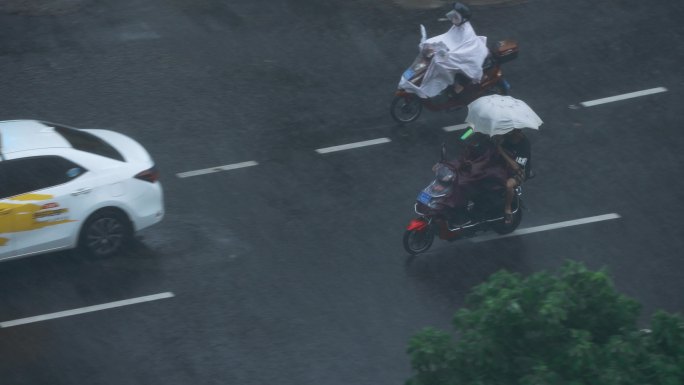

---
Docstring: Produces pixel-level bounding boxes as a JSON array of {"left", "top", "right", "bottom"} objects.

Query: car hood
[{"left": 82, "top": 129, "right": 154, "bottom": 166}]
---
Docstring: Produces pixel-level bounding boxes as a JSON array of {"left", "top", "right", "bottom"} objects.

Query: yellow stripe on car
[
  {"left": 0, "top": 195, "right": 74, "bottom": 242},
  {"left": 10, "top": 193, "right": 54, "bottom": 201}
]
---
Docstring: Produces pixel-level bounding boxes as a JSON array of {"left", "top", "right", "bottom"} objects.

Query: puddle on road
[{"left": 118, "top": 22, "right": 162, "bottom": 41}]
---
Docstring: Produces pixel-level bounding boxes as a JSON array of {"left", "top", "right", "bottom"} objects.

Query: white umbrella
[{"left": 465, "top": 95, "right": 543, "bottom": 136}]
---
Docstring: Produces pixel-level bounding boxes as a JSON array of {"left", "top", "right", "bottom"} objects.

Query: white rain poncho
[{"left": 399, "top": 22, "right": 489, "bottom": 99}]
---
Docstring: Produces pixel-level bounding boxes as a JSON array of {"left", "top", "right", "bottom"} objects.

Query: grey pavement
[{"left": 0, "top": 0, "right": 683, "bottom": 384}]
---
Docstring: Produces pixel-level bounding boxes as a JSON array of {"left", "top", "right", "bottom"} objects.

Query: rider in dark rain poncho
[{"left": 434, "top": 131, "right": 508, "bottom": 227}]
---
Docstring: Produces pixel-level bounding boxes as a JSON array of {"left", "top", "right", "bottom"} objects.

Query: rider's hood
[
  {"left": 422, "top": 22, "right": 478, "bottom": 52},
  {"left": 401, "top": 22, "right": 489, "bottom": 98}
]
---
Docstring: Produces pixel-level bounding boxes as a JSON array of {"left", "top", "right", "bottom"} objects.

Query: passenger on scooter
[
  {"left": 494, "top": 129, "right": 532, "bottom": 224},
  {"left": 419, "top": 2, "right": 489, "bottom": 96}
]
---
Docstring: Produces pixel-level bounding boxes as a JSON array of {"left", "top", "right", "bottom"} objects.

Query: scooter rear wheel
[
  {"left": 403, "top": 229, "right": 434, "bottom": 255},
  {"left": 391, "top": 94, "right": 423, "bottom": 123}
]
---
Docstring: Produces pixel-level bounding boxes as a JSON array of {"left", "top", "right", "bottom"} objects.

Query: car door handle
[
  {"left": 71, "top": 188, "right": 92, "bottom": 196},
  {"left": 0, "top": 208, "right": 12, "bottom": 215}
]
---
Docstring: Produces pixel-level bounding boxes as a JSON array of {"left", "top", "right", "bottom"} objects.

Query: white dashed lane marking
[
  {"left": 176, "top": 161, "right": 259, "bottom": 178},
  {"left": 471, "top": 213, "right": 621, "bottom": 243},
  {"left": 174, "top": 84, "right": 669, "bottom": 175},
  {"left": 579, "top": 87, "right": 667, "bottom": 107},
  {"left": 0, "top": 292, "right": 175, "bottom": 328},
  {"left": 315, "top": 138, "right": 391, "bottom": 154}
]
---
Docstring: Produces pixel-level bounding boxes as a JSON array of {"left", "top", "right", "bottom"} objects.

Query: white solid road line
[
  {"left": 176, "top": 161, "right": 258, "bottom": 178},
  {"left": 471, "top": 213, "right": 621, "bottom": 243},
  {"left": 579, "top": 87, "right": 667, "bottom": 107},
  {"left": 0, "top": 292, "right": 175, "bottom": 328},
  {"left": 315, "top": 138, "right": 391, "bottom": 154},
  {"left": 442, "top": 123, "right": 471, "bottom": 132}
]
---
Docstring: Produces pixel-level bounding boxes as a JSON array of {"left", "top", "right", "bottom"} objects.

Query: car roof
[{"left": 0, "top": 120, "right": 71, "bottom": 155}]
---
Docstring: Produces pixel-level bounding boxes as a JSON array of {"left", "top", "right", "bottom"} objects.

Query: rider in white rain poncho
[{"left": 399, "top": 2, "right": 489, "bottom": 99}]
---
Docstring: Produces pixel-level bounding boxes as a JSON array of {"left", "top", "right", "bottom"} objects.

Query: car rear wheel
[{"left": 79, "top": 209, "right": 132, "bottom": 258}]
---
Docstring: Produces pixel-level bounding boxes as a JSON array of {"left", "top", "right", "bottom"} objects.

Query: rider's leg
[{"left": 504, "top": 177, "right": 518, "bottom": 223}]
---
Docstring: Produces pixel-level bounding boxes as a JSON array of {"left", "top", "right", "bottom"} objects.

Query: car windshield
[{"left": 52, "top": 124, "right": 125, "bottom": 161}]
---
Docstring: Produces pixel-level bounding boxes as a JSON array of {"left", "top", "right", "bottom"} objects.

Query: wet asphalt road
[{"left": 1, "top": 0, "right": 684, "bottom": 384}]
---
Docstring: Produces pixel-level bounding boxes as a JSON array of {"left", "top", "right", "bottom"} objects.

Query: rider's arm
[
  {"left": 513, "top": 139, "right": 531, "bottom": 176},
  {"left": 497, "top": 145, "right": 519, "bottom": 170},
  {"left": 498, "top": 145, "right": 525, "bottom": 178}
]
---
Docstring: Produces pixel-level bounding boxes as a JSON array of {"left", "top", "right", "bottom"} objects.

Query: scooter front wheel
[
  {"left": 391, "top": 94, "right": 423, "bottom": 123},
  {"left": 403, "top": 228, "right": 434, "bottom": 255}
]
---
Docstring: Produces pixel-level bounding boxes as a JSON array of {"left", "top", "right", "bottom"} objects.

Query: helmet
[{"left": 446, "top": 2, "right": 472, "bottom": 26}]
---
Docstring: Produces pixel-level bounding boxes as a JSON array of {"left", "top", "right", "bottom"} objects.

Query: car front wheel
[{"left": 79, "top": 209, "right": 132, "bottom": 258}]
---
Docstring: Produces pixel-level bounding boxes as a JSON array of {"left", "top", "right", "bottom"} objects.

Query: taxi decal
[
  {"left": 0, "top": 194, "right": 75, "bottom": 246},
  {"left": 42, "top": 202, "right": 59, "bottom": 210},
  {"left": 33, "top": 208, "right": 69, "bottom": 222}
]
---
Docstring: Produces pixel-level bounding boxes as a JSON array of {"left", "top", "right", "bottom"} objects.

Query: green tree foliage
[{"left": 406, "top": 261, "right": 684, "bottom": 385}]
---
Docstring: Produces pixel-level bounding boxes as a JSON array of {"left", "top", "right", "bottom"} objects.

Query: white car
[{"left": 0, "top": 120, "right": 164, "bottom": 260}]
